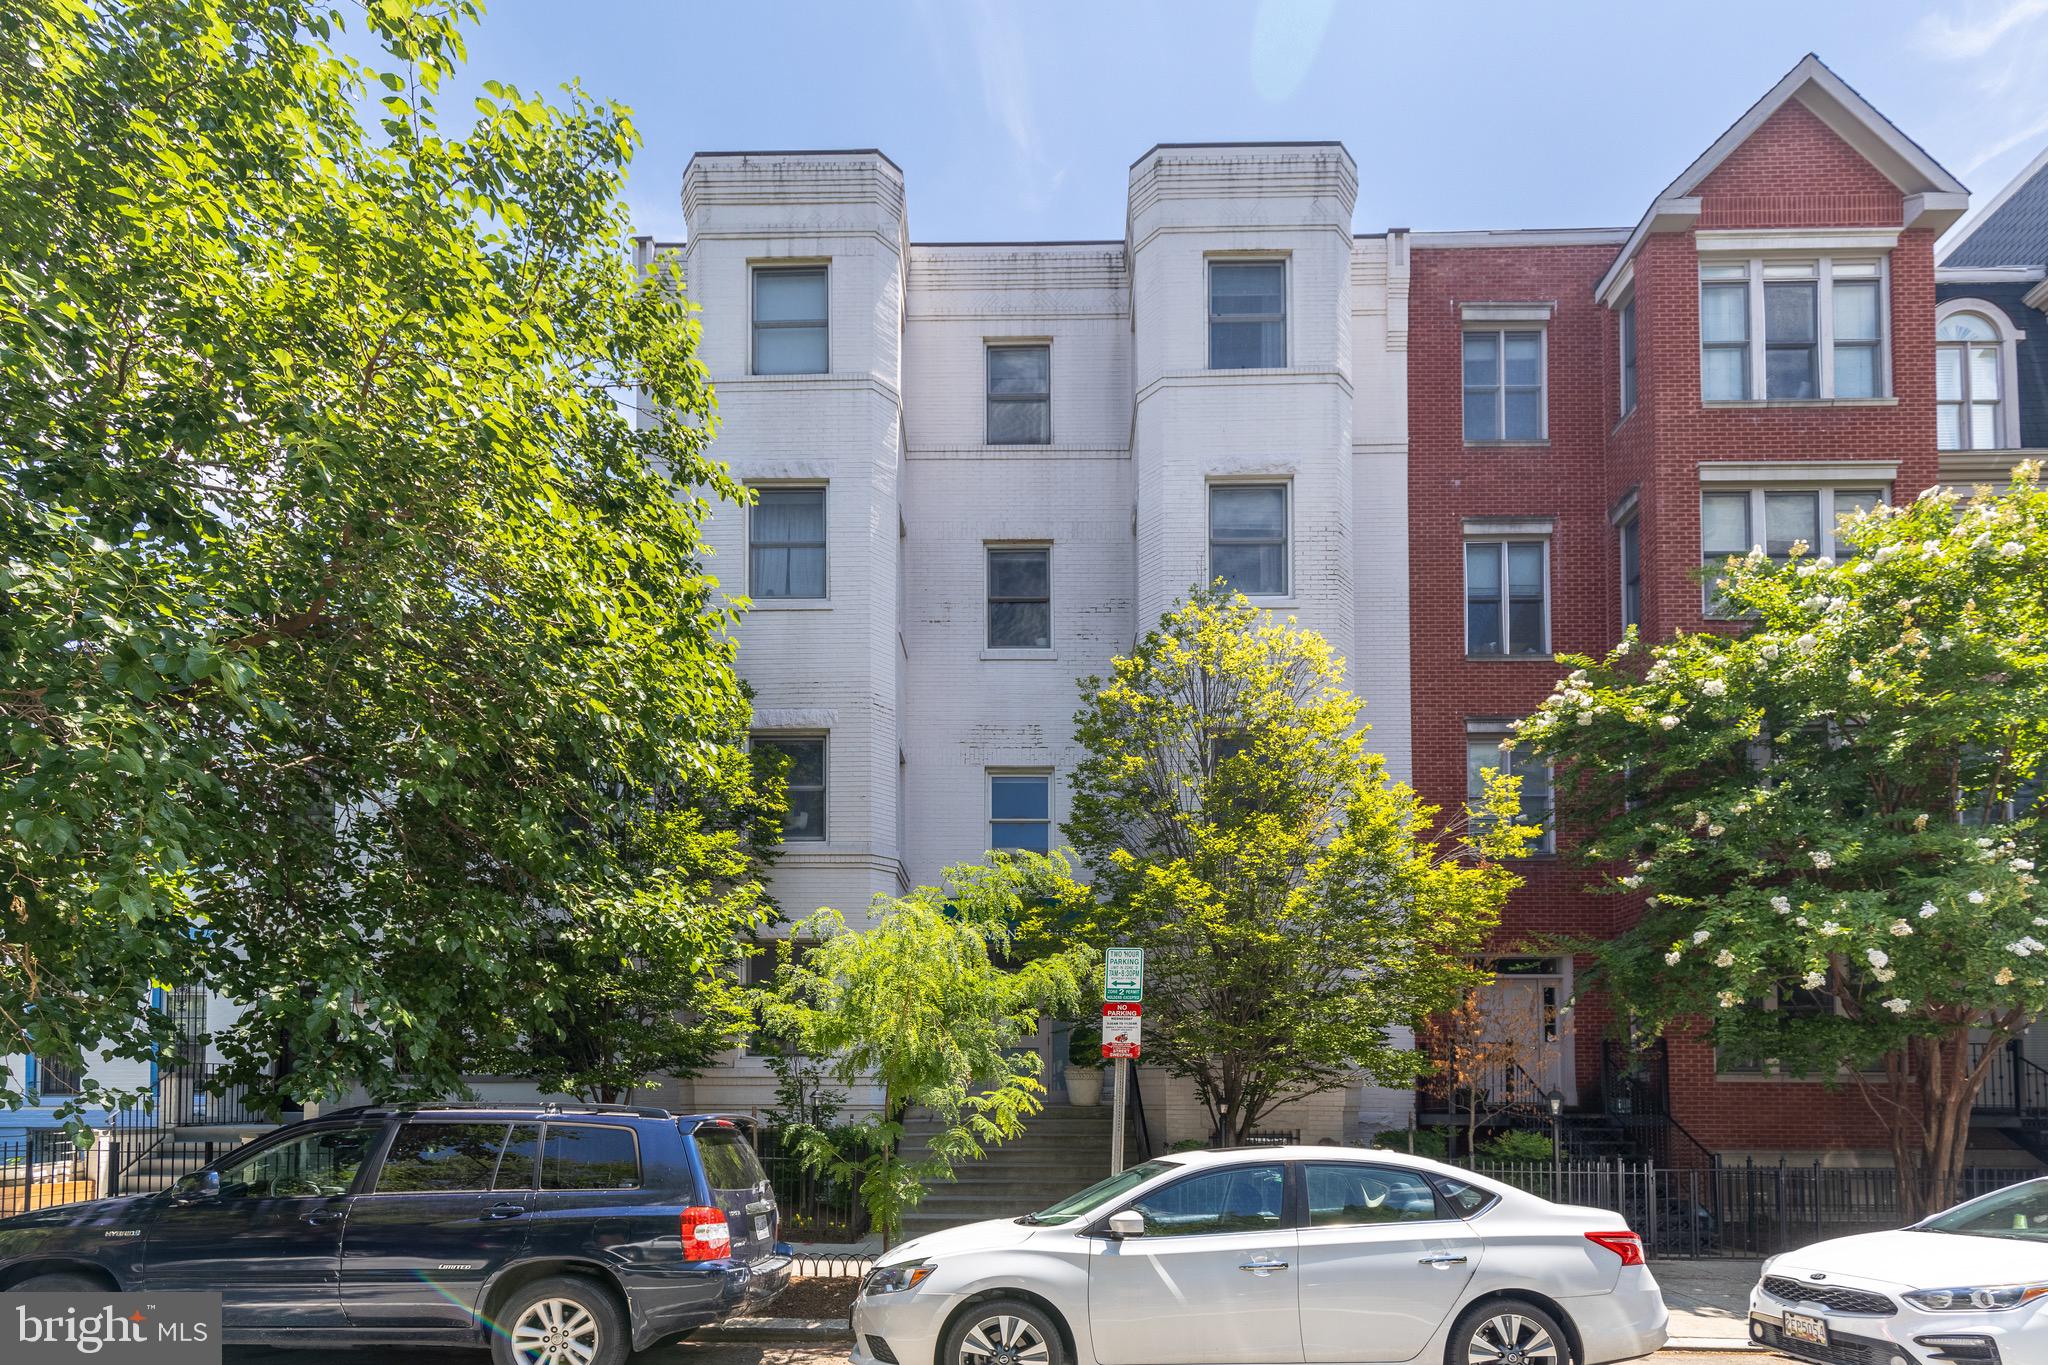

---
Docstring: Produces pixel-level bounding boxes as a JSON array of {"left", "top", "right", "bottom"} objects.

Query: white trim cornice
[
  {"left": 2027, "top": 279, "right": 2048, "bottom": 313},
  {"left": 1695, "top": 227, "right": 1901, "bottom": 254},
  {"left": 1698, "top": 459, "right": 1900, "bottom": 485},
  {"left": 1462, "top": 516, "right": 1555, "bottom": 537},
  {"left": 1460, "top": 302, "right": 1556, "bottom": 324},
  {"left": 1596, "top": 199, "right": 1701, "bottom": 306}
]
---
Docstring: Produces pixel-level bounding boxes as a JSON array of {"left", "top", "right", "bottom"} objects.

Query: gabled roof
[
  {"left": 1942, "top": 142, "right": 2048, "bottom": 269},
  {"left": 1596, "top": 54, "right": 1970, "bottom": 305}
]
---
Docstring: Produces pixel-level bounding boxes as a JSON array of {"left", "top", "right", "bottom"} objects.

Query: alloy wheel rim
[
  {"left": 1469, "top": 1313, "right": 1558, "bottom": 1365},
  {"left": 510, "top": 1296, "right": 601, "bottom": 1365},
  {"left": 958, "top": 1313, "right": 1051, "bottom": 1365}
]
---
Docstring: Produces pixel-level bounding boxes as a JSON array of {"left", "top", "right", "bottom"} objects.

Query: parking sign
[{"left": 1106, "top": 946, "right": 1144, "bottom": 1002}]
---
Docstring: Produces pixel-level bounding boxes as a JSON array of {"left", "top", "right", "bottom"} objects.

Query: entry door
[
  {"left": 1295, "top": 1163, "right": 1480, "bottom": 1362},
  {"left": 143, "top": 1123, "right": 383, "bottom": 1328},
  {"left": 1477, "top": 974, "right": 1566, "bottom": 1099},
  {"left": 1088, "top": 1162, "right": 1301, "bottom": 1365},
  {"left": 341, "top": 1120, "right": 532, "bottom": 1330}
]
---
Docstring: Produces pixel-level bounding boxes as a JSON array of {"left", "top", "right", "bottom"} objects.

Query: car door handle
[
  {"left": 1420, "top": 1254, "right": 1469, "bottom": 1267},
  {"left": 1238, "top": 1258, "right": 1289, "bottom": 1274},
  {"left": 483, "top": 1203, "right": 525, "bottom": 1221},
  {"left": 303, "top": 1208, "right": 343, "bottom": 1226}
]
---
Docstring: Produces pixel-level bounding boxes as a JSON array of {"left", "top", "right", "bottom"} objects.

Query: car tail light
[
  {"left": 1585, "top": 1230, "right": 1645, "bottom": 1266},
  {"left": 682, "top": 1205, "right": 732, "bottom": 1261}
]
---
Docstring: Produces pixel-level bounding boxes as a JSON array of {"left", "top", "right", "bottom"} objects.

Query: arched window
[{"left": 1936, "top": 303, "right": 2024, "bottom": 451}]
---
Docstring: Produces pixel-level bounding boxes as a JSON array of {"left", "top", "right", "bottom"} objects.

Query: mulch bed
[{"left": 770, "top": 1277, "right": 858, "bottom": 1320}]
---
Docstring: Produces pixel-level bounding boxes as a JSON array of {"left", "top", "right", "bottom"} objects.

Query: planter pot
[{"left": 1064, "top": 1065, "right": 1104, "bottom": 1106}]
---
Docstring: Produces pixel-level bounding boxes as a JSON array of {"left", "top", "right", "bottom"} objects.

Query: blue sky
[{"left": 443, "top": 0, "right": 2048, "bottom": 246}]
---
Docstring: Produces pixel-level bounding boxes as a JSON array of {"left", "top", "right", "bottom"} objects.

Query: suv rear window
[
  {"left": 696, "top": 1127, "right": 767, "bottom": 1190},
  {"left": 541, "top": 1123, "right": 641, "bottom": 1190}
]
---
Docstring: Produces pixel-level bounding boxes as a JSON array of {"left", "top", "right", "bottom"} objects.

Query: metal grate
[
  {"left": 1765, "top": 1278, "right": 1897, "bottom": 1316},
  {"left": 865, "top": 1336, "right": 900, "bottom": 1364}
]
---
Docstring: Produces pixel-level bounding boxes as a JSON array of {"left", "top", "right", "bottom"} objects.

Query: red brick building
[{"left": 1409, "top": 56, "right": 1972, "bottom": 1161}]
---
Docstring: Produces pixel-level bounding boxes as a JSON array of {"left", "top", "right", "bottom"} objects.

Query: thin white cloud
[
  {"left": 1915, "top": 0, "right": 2048, "bottom": 59},
  {"left": 1961, "top": 109, "right": 2048, "bottom": 176},
  {"left": 1250, "top": 0, "right": 1338, "bottom": 103}
]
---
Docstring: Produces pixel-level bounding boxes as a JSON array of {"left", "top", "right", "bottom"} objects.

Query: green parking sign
[{"left": 1106, "top": 946, "right": 1143, "bottom": 1002}]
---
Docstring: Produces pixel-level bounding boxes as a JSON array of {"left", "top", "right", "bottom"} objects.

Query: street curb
[
  {"left": 701, "top": 1317, "right": 855, "bottom": 1342},
  {"left": 1666, "top": 1337, "right": 1763, "bottom": 1353}
]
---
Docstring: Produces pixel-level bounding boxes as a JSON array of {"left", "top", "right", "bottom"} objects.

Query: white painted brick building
[{"left": 651, "top": 144, "right": 1417, "bottom": 1142}]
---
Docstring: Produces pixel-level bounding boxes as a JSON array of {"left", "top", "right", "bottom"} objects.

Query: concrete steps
[{"left": 898, "top": 1104, "right": 1130, "bottom": 1238}]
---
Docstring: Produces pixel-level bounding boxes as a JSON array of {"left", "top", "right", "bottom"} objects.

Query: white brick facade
[{"left": 657, "top": 145, "right": 1417, "bottom": 1139}]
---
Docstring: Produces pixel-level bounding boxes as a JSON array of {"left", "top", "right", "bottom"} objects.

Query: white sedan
[
  {"left": 852, "top": 1145, "right": 1667, "bottom": 1365},
  {"left": 1749, "top": 1176, "right": 2048, "bottom": 1365}
]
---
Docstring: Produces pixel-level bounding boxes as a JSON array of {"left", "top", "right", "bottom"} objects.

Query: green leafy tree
[
  {"left": 1517, "top": 466, "right": 2048, "bottom": 1215},
  {"left": 0, "top": 0, "right": 759, "bottom": 1124},
  {"left": 478, "top": 754, "right": 785, "bottom": 1103},
  {"left": 1060, "top": 585, "right": 1530, "bottom": 1144},
  {"left": 763, "top": 857, "right": 1097, "bottom": 1246}
]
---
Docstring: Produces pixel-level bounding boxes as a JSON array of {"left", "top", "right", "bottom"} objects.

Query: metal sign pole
[{"left": 1110, "top": 1056, "right": 1127, "bottom": 1175}]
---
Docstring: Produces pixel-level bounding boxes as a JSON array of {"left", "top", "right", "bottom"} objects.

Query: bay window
[{"left": 1698, "top": 257, "right": 1888, "bottom": 401}]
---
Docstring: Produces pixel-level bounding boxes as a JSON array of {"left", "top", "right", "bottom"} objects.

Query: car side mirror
[
  {"left": 1107, "top": 1210, "right": 1145, "bottom": 1240},
  {"left": 171, "top": 1171, "right": 220, "bottom": 1205}
]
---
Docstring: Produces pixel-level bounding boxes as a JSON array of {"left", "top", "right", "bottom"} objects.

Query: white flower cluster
[
  {"left": 1802, "top": 970, "right": 1826, "bottom": 989},
  {"left": 1701, "top": 678, "right": 1727, "bottom": 698},
  {"left": 1771, "top": 896, "right": 1792, "bottom": 914},
  {"left": 1664, "top": 950, "right": 1682, "bottom": 966},
  {"left": 1714, "top": 949, "right": 1735, "bottom": 968},
  {"left": 1889, "top": 919, "right": 1914, "bottom": 937},
  {"left": 1692, "top": 929, "right": 1712, "bottom": 944},
  {"left": 1866, "top": 949, "right": 1889, "bottom": 969},
  {"left": 2009, "top": 937, "right": 2047, "bottom": 958},
  {"left": 1809, "top": 850, "right": 1834, "bottom": 869},
  {"left": 1717, "top": 991, "right": 1742, "bottom": 1008},
  {"left": 1919, "top": 901, "right": 1939, "bottom": 918},
  {"left": 1883, "top": 998, "right": 1911, "bottom": 1014}
]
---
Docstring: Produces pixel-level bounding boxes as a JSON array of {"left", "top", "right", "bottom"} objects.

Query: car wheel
[
  {"left": 1449, "top": 1300, "right": 1571, "bottom": 1365},
  {"left": 492, "top": 1274, "right": 628, "bottom": 1365},
  {"left": 943, "top": 1298, "right": 1063, "bottom": 1365},
  {"left": 10, "top": 1273, "right": 106, "bottom": 1291}
]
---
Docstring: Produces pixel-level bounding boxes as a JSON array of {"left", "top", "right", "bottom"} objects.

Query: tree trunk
[{"left": 1883, "top": 1032, "right": 2002, "bottom": 1221}]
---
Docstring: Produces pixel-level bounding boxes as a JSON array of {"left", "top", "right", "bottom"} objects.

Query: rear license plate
[
  {"left": 753, "top": 1213, "right": 773, "bottom": 1241},
  {"left": 1783, "top": 1312, "right": 1829, "bottom": 1347}
]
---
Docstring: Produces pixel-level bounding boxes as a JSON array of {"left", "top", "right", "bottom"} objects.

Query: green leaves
[
  {"left": 1061, "top": 584, "right": 1526, "bottom": 1141},
  {"left": 764, "top": 856, "right": 1098, "bottom": 1245},
  {"left": 0, "top": 0, "right": 757, "bottom": 1125},
  {"left": 1518, "top": 467, "right": 2048, "bottom": 1207}
]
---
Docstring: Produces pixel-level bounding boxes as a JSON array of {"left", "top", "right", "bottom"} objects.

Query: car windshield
[
  {"left": 1020, "top": 1159, "right": 1179, "bottom": 1224},
  {"left": 1916, "top": 1179, "right": 2048, "bottom": 1240}
]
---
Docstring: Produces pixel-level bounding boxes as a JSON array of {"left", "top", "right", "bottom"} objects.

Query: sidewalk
[{"left": 1655, "top": 1259, "right": 1764, "bottom": 1352}]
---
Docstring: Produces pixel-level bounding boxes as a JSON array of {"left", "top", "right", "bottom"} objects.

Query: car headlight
[
  {"left": 862, "top": 1259, "right": 936, "bottom": 1296},
  {"left": 1760, "top": 1256, "right": 1781, "bottom": 1277},
  {"left": 1904, "top": 1284, "right": 2048, "bottom": 1312}
]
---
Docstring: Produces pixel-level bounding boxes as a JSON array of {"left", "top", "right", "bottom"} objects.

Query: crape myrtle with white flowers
[{"left": 1516, "top": 465, "right": 2048, "bottom": 1218}]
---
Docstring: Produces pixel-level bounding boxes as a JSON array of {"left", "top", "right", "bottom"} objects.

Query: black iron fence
[
  {"left": 0, "top": 1133, "right": 93, "bottom": 1216},
  {"left": 752, "top": 1130, "right": 867, "bottom": 1243},
  {"left": 1462, "top": 1157, "right": 2040, "bottom": 1258}
]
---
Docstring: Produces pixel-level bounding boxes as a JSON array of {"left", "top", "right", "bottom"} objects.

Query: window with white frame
[
  {"left": 1208, "top": 260, "right": 1286, "bottom": 369},
  {"left": 988, "top": 772, "right": 1051, "bottom": 854},
  {"left": 1619, "top": 295, "right": 1639, "bottom": 417},
  {"left": 1937, "top": 310, "right": 2007, "bottom": 451},
  {"left": 1463, "top": 329, "right": 1545, "bottom": 441},
  {"left": 752, "top": 265, "right": 828, "bottom": 375},
  {"left": 1698, "top": 258, "right": 1885, "bottom": 401},
  {"left": 749, "top": 486, "right": 826, "bottom": 599},
  {"left": 1464, "top": 537, "right": 1548, "bottom": 657},
  {"left": 1209, "top": 483, "right": 1289, "bottom": 597},
  {"left": 1699, "top": 484, "right": 1885, "bottom": 617},
  {"left": 1619, "top": 515, "right": 1643, "bottom": 631},
  {"left": 1466, "top": 724, "right": 1553, "bottom": 854},
  {"left": 986, "top": 546, "right": 1051, "bottom": 650},
  {"left": 751, "top": 734, "right": 826, "bottom": 841},
  {"left": 987, "top": 344, "right": 1051, "bottom": 445}
]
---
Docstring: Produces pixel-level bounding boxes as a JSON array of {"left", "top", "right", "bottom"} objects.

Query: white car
[
  {"left": 852, "top": 1145, "right": 1667, "bottom": 1365},
  {"left": 1749, "top": 1176, "right": 2048, "bottom": 1365}
]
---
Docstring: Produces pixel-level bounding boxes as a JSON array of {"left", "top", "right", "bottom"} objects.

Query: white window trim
[
  {"left": 1697, "top": 253, "right": 1891, "bottom": 402},
  {"left": 1465, "top": 720, "right": 1554, "bottom": 855},
  {"left": 1698, "top": 482, "right": 1892, "bottom": 618},
  {"left": 1934, "top": 298, "right": 2025, "bottom": 453},
  {"left": 1462, "top": 325, "right": 1549, "bottom": 443},
  {"left": 749, "top": 262, "right": 830, "bottom": 377},
  {"left": 984, "top": 541, "right": 1053, "bottom": 654},
  {"left": 987, "top": 768, "right": 1054, "bottom": 856},
  {"left": 1206, "top": 256, "right": 1289, "bottom": 371},
  {"left": 1462, "top": 533, "right": 1552, "bottom": 660},
  {"left": 746, "top": 481, "right": 829, "bottom": 604},
  {"left": 986, "top": 340, "right": 1053, "bottom": 446},
  {"left": 1206, "top": 479, "right": 1292, "bottom": 601}
]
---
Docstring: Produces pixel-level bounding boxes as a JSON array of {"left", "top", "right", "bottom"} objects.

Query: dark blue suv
[{"left": 0, "top": 1104, "right": 790, "bottom": 1364}]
